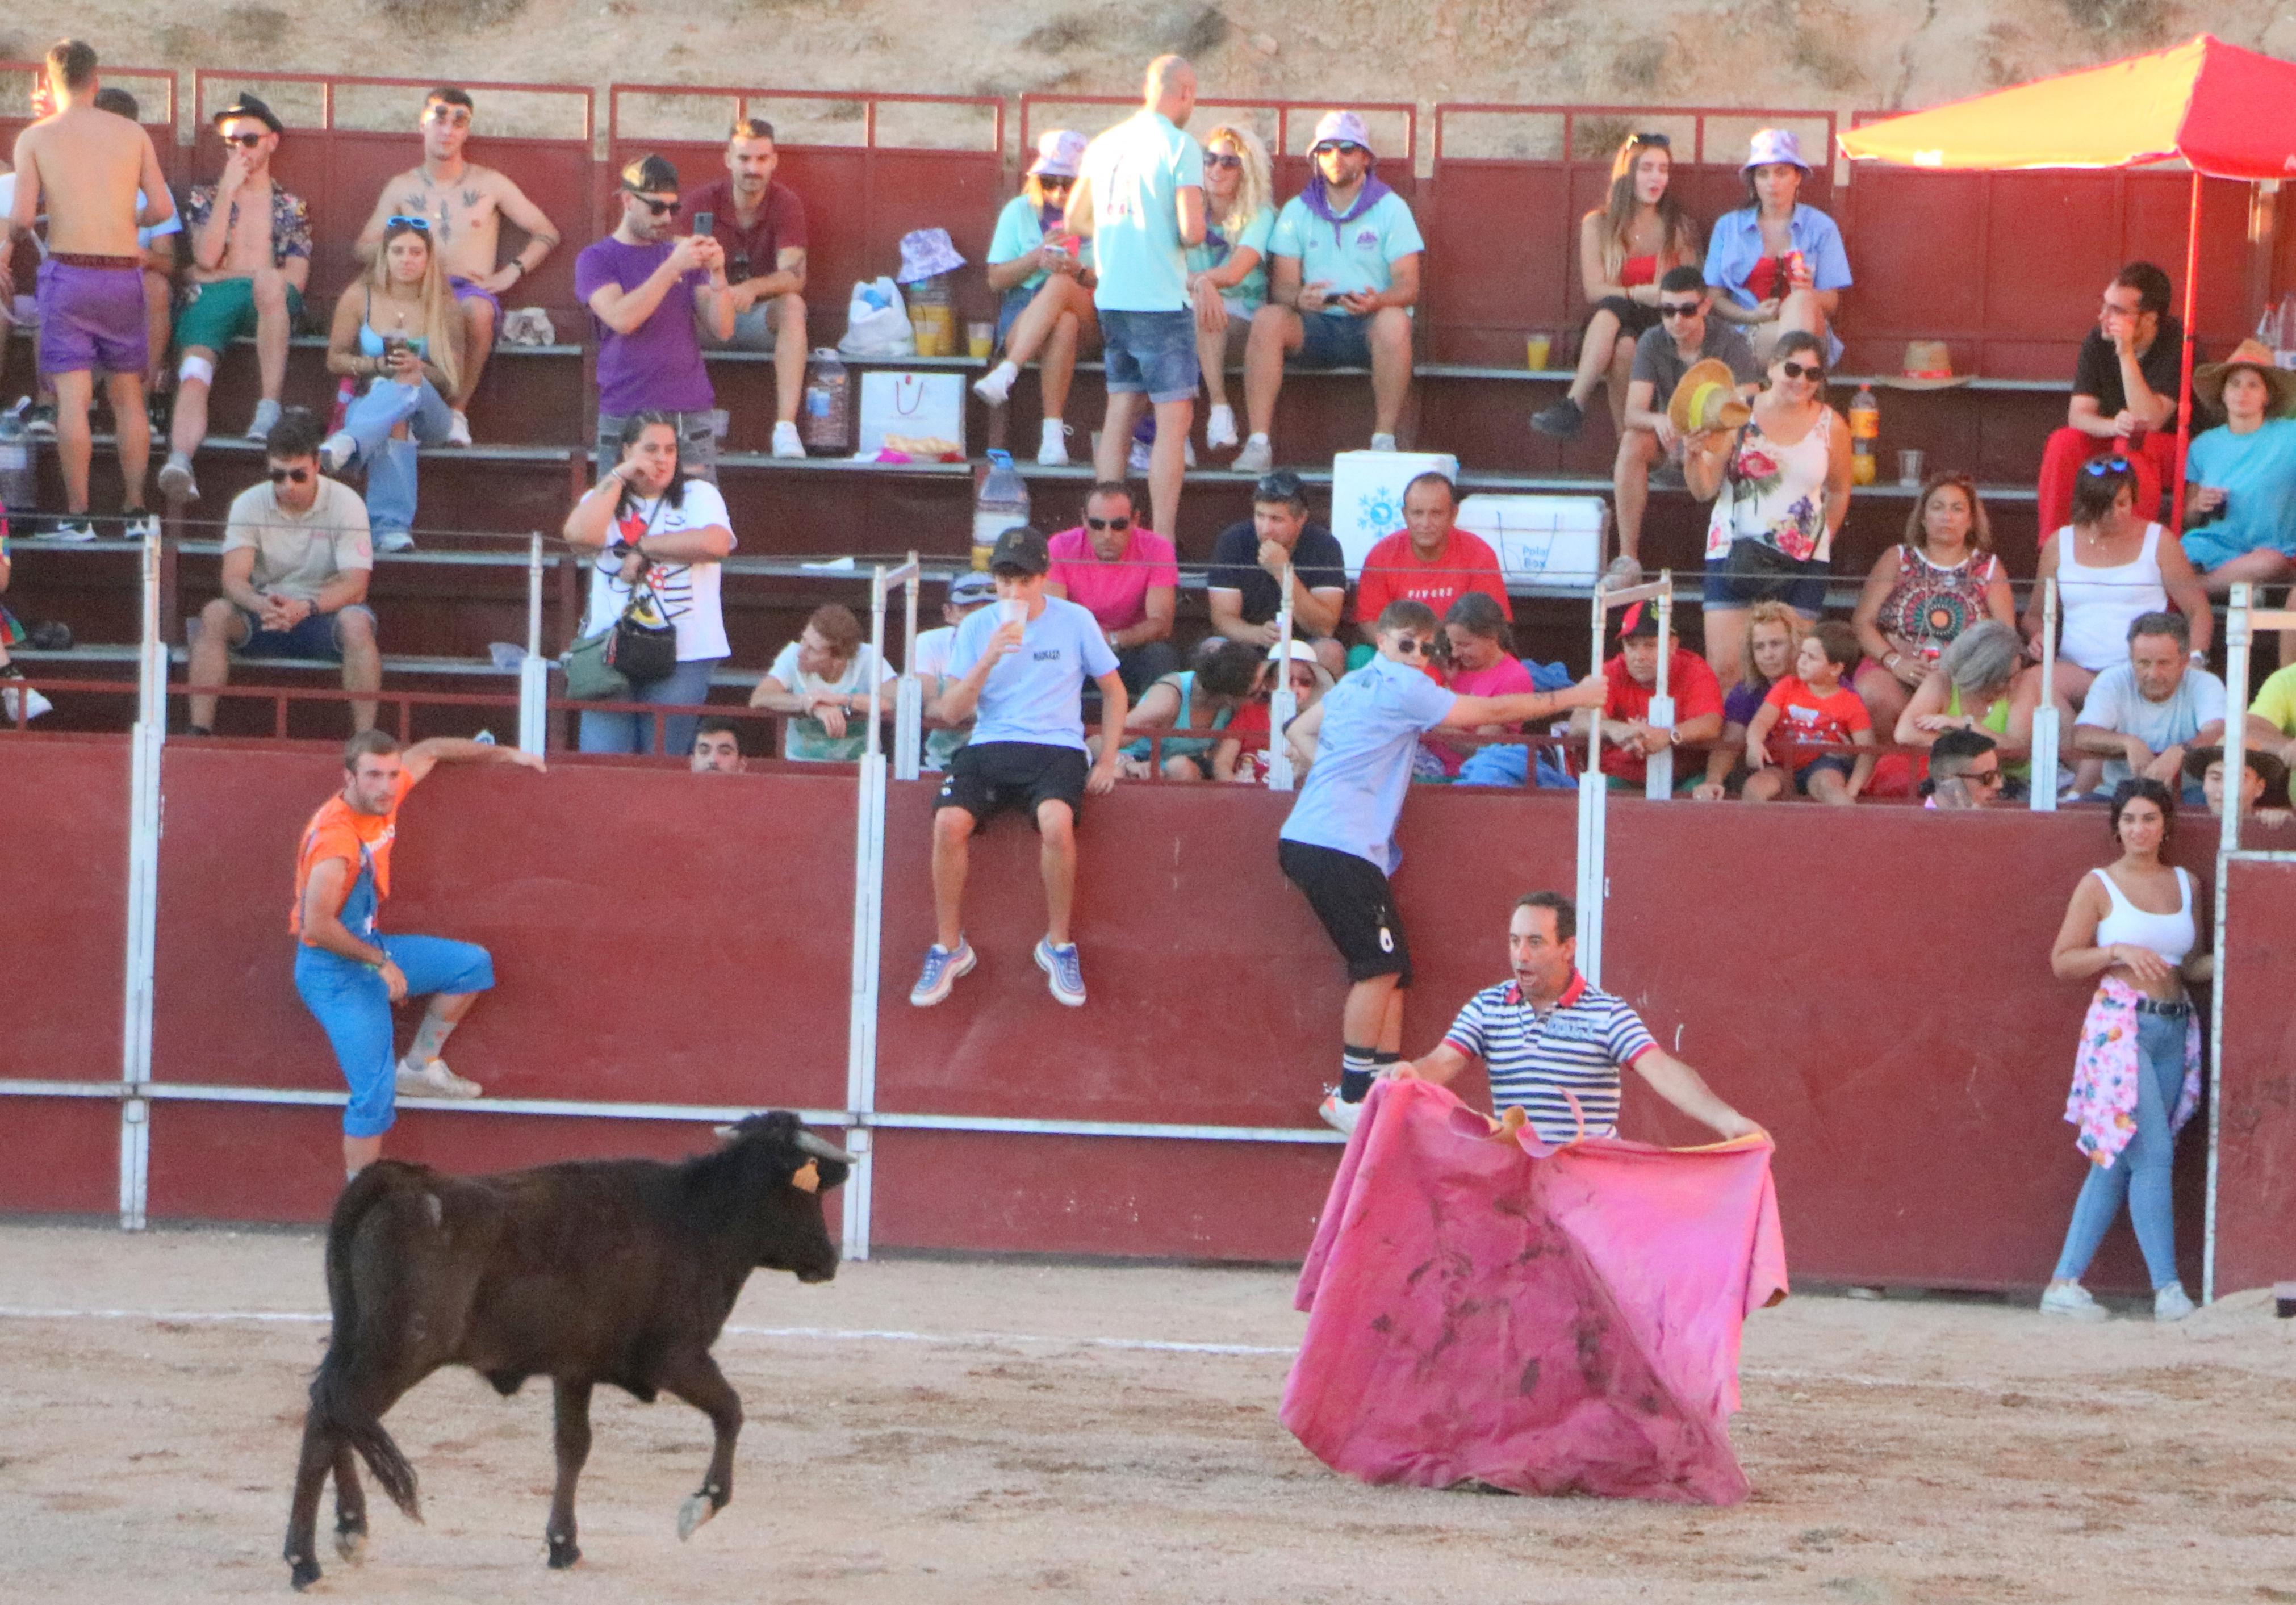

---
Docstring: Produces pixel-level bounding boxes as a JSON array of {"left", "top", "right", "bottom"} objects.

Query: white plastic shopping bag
[{"left": 839, "top": 275, "right": 915, "bottom": 358}]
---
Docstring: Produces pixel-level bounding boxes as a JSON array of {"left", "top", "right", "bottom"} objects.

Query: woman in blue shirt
[
  {"left": 1701, "top": 128, "right": 1851, "bottom": 365},
  {"left": 2181, "top": 338, "right": 2296, "bottom": 592},
  {"left": 974, "top": 129, "right": 1098, "bottom": 466},
  {"left": 1186, "top": 123, "right": 1275, "bottom": 452}
]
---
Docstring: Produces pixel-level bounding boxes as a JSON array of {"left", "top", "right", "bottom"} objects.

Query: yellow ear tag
[{"left": 791, "top": 1159, "right": 821, "bottom": 1194}]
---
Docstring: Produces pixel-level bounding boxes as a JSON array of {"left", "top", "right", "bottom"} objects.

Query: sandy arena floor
[{"left": 1, "top": 1222, "right": 2293, "bottom": 1603}]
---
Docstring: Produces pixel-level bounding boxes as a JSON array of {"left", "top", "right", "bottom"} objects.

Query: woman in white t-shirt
[
  {"left": 750, "top": 603, "right": 896, "bottom": 762},
  {"left": 562, "top": 412, "right": 737, "bottom": 755}
]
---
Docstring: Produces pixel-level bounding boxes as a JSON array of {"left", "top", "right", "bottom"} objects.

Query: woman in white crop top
[
  {"left": 2040, "top": 778, "right": 2211, "bottom": 1324},
  {"left": 2025, "top": 457, "right": 2213, "bottom": 713}
]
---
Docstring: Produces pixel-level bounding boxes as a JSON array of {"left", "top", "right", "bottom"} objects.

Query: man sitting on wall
[
  {"left": 2034, "top": 261, "right": 2187, "bottom": 542},
  {"left": 685, "top": 118, "right": 809, "bottom": 459}
]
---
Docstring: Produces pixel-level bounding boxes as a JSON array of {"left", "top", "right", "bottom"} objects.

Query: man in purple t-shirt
[
  {"left": 574, "top": 154, "right": 735, "bottom": 480},
  {"left": 1044, "top": 480, "right": 1180, "bottom": 696}
]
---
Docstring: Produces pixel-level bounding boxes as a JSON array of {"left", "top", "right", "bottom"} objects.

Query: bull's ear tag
[{"left": 791, "top": 1160, "right": 821, "bottom": 1193}]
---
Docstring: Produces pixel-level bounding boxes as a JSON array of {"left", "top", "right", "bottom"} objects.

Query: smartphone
[
  {"left": 383, "top": 336, "right": 411, "bottom": 359},
  {"left": 692, "top": 211, "right": 715, "bottom": 237}
]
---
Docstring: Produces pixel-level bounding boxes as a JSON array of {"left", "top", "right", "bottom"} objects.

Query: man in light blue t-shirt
[
  {"left": 1235, "top": 110, "right": 1425, "bottom": 474},
  {"left": 913, "top": 526, "right": 1127, "bottom": 1012},
  {"left": 2072, "top": 609, "right": 2226, "bottom": 797},
  {"left": 1278, "top": 597, "right": 1604, "bottom": 1133},
  {"left": 1066, "top": 55, "right": 1206, "bottom": 545}
]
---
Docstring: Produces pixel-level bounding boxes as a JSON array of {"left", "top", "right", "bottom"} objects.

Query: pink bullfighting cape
[{"left": 1282, "top": 1076, "right": 1788, "bottom": 1504}]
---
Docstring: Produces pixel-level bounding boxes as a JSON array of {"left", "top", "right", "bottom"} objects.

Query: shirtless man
[
  {"left": 157, "top": 93, "right": 312, "bottom": 508},
  {"left": 353, "top": 86, "right": 562, "bottom": 445},
  {"left": 6, "top": 40, "right": 174, "bottom": 540}
]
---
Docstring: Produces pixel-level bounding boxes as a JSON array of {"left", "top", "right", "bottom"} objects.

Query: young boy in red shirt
[{"left": 1742, "top": 619, "right": 1875, "bottom": 804}]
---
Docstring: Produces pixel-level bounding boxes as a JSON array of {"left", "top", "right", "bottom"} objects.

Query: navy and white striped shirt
[{"left": 1441, "top": 971, "right": 1658, "bottom": 1142}]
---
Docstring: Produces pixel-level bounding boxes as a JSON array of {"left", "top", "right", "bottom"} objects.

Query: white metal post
[
  {"left": 1268, "top": 563, "right": 1298, "bottom": 791},
  {"left": 893, "top": 551, "right": 922, "bottom": 781},
  {"left": 2029, "top": 577, "right": 2061, "bottom": 812},
  {"left": 118, "top": 526, "right": 166, "bottom": 1230},
  {"left": 1575, "top": 582, "right": 1609, "bottom": 981},
  {"left": 2222, "top": 584, "right": 2252, "bottom": 855},
  {"left": 517, "top": 533, "right": 549, "bottom": 756},
  {"left": 1642, "top": 576, "right": 1675, "bottom": 799}
]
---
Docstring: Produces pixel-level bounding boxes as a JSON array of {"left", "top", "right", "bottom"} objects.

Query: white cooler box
[
  {"left": 1329, "top": 450, "right": 1461, "bottom": 575},
  {"left": 1455, "top": 494, "right": 1609, "bottom": 586}
]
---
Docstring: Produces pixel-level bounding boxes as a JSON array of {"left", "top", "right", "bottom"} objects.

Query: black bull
[{"left": 283, "top": 1111, "right": 852, "bottom": 1590}]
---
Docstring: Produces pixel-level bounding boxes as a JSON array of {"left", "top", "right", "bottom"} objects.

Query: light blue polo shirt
[
  {"left": 988, "top": 193, "right": 1093, "bottom": 295},
  {"left": 1188, "top": 205, "right": 1275, "bottom": 311},
  {"left": 1268, "top": 190, "right": 1424, "bottom": 314},
  {"left": 1079, "top": 110, "right": 1205, "bottom": 312},
  {"left": 1279, "top": 655, "right": 1458, "bottom": 875},
  {"left": 945, "top": 594, "right": 1121, "bottom": 751}
]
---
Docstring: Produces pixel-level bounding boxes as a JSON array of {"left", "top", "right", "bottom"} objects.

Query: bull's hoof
[
  {"left": 547, "top": 1536, "right": 580, "bottom": 1570},
  {"left": 334, "top": 1522, "right": 367, "bottom": 1564},
  {"left": 675, "top": 1491, "right": 717, "bottom": 1541},
  {"left": 288, "top": 1554, "right": 321, "bottom": 1591}
]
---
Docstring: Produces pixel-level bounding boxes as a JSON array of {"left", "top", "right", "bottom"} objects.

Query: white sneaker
[
  {"left": 1369, "top": 432, "right": 1398, "bottom": 452},
  {"left": 973, "top": 362, "right": 1019, "bottom": 407},
  {"left": 319, "top": 431, "right": 357, "bottom": 475},
  {"left": 48, "top": 517, "right": 98, "bottom": 541},
  {"left": 1603, "top": 552, "right": 1645, "bottom": 589},
  {"left": 2038, "top": 1281, "right": 2109, "bottom": 1322},
  {"left": 395, "top": 1055, "right": 483, "bottom": 1099},
  {"left": 1318, "top": 1092, "right": 1363, "bottom": 1136},
  {"left": 157, "top": 453, "right": 199, "bottom": 504},
  {"left": 1126, "top": 436, "right": 1152, "bottom": 474},
  {"left": 1231, "top": 434, "right": 1273, "bottom": 474},
  {"left": 446, "top": 409, "right": 474, "bottom": 448},
  {"left": 2153, "top": 1284, "right": 2197, "bottom": 1322},
  {"left": 1205, "top": 404, "right": 1239, "bottom": 449},
  {"left": 771, "top": 420, "right": 805, "bottom": 459},
  {"left": 245, "top": 398, "right": 282, "bottom": 442},
  {"left": 1036, "top": 419, "right": 1070, "bottom": 467},
  {"left": 122, "top": 511, "right": 160, "bottom": 541},
  {"left": 1, "top": 679, "right": 53, "bottom": 723},
  {"left": 375, "top": 528, "right": 415, "bottom": 553}
]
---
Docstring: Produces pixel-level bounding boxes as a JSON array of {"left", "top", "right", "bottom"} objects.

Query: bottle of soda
[
  {"left": 972, "top": 449, "right": 1029, "bottom": 571},
  {"left": 1848, "top": 383, "right": 1879, "bottom": 487}
]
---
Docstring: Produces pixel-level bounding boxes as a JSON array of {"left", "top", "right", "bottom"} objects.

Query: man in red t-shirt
[
  {"left": 1351, "top": 473, "right": 1511, "bottom": 650},
  {"left": 686, "top": 118, "right": 812, "bottom": 457},
  {"left": 1580, "top": 602, "right": 1724, "bottom": 787},
  {"left": 1044, "top": 480, "right": 1180, "bottom": 695}
]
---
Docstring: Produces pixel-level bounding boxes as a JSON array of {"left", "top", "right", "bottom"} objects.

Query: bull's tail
[{"left": 311, "top": 1168, "right": 422, "bottom": 1521}]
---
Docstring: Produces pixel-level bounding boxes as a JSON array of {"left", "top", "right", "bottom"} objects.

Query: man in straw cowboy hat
[
  {"left": 2180, "top": 337, "right": 2296, "bottom": 593},
  {"left": 1606, "top": 265, "right": 1758, "bottom": 587},
  {"left": 2182, "top": 742, "right": 2291, "bottom": 829}
]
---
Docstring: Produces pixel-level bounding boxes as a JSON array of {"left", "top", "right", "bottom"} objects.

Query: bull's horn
[{"left": 794, "top": 1130, "right": 856, "bottom": 1165}]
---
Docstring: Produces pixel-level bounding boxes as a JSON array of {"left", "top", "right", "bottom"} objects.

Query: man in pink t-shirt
[
  {"left": 1045, "top": 480, "right": 1180, "bottom": 694},
  {"left": 1350, "top": 473, "right": 1511, "bottom": 647}
]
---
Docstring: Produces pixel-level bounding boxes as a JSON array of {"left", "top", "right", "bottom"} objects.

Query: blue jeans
[
  {"left": 1098, "top": 307, "right": 1199, "bottom": 401},
  {"left": 576, "top": 655, "right": 722, "bottom": 756},
  {"left": 342, "top": 378, "right": 454, "bottom": 541},
  {"left": 2052, "top": 1010, "right": 2186, "bottom": 1289},
  {"left": 295, "top": 934, "right": 495, "bottom": 1137}
]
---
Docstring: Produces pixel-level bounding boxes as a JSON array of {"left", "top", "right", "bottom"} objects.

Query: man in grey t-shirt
[
  {"left": 1608, "top": 266, "right": 1759, "bottom": 586},
  {"left": 2073, "top": 609, "right": 2226, "bottom": 796}
]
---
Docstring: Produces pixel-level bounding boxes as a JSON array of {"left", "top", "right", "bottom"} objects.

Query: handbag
[
  {"left": 1720, "top": 537, "right": 1809, "bottom": 605},
  {"left": 562, "top": 625, "right": 628, "bottom": 701},
  {"left": 561, "top": 496, "right": 679, "bottom": 696}
]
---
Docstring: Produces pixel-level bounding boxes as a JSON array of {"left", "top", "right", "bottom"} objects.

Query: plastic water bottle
[
  {"left": 0, "top": 402, "right": 36, "bottom": 517},
  {"left": 973, "top": 449, "right": 1029, "bottom": 570},
  {"left": 800, "top": 348, "right": 851, "bottom": 455},
  {"left": 1848, "top": 383, "right": 1879, "bottom": 487}
]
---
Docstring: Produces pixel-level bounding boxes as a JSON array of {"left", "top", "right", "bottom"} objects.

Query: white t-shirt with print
[{"left": 579, "top": 479, "right": 737, "bottom": 662}]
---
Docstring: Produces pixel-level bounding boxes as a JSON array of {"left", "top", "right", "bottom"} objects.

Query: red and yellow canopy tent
[{"left": 1840, "top": 35, "right": 2296, "bottom": 524}]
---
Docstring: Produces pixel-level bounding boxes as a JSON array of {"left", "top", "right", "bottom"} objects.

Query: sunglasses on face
[
  {"left": 1084, "top": 515, "right": 1131, "bottom": 532},
  {"left": 1967, "top": 767, "right": 2005, "bottom": 787},
  {"left": 1778, "top": 360, "right": 1824, "bottom": 381},
  {"left": 1658, "top": 300, "right": 1703, "bottom": 318},
  {"left": 1038, "top": 175, "right": 1072, "bottom": 190},
  {"left": 1204, "top": 152, "right": 1244, "bottom": 170},
  {"left": 267, "top": 466, "right": 312, "bottom": 485},
  {"left": 1391, "top": 637, "right": 1432, "bottom": 657},
  {"left": 627, "top": 193, "right": 680, "bottom": 216},
  {"left": 1314, "top": 141, "right": 1366, "bottom": 158},
  {"left": 224, "top": 131, "right": 266, "bottom": 148}
]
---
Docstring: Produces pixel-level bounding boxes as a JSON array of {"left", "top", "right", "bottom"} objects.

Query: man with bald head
[{"left": 1065, "top": 56, "right": 1206, "bottom": 545}]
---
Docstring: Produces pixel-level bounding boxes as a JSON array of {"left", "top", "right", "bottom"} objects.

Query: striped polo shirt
[{"left": 1441, "top": 971, "right": 1658, "bottom": 1143}]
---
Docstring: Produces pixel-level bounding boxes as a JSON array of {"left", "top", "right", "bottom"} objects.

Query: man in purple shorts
[
  {"left": 5, "top": 39, "right": 174, "bottom": 541},
  {"left": 354, "top": 86, "right": 562, "bottom": 445}
]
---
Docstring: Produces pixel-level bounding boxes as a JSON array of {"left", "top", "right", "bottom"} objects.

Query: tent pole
[{"left": 2172, "top": 169, "right": 2200, "bottom": 532}]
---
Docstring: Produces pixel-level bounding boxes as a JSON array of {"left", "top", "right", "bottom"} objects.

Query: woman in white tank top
[
  {"left": 2025, "top": 458, "right": 2214, "bottom": 713},
  {"left": 2040, "top": 779, "right": 2210, "bottom": 1324}
]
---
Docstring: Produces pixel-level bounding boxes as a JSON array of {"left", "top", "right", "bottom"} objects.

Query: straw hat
[
  {"left": 1668, "top": 358, "right": 1751, "bottom": 434},
  {"left": 1875, "top": 339, "right": 1972, "bottom": 391},
  {"left": 2182, "top": 742, "right": 2291, "bottom": 805},
  {"left": 2193, "top": 338, "right": 2296, "bottom": 416}
]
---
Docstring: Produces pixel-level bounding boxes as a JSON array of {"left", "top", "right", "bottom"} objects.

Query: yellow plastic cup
[{"left": 1525, "top": 333, "right": 1553, "bottom": 370}]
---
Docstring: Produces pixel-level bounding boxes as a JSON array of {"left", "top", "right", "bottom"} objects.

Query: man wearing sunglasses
[
  {"left": 352, "top": 86, "right": 563, "bottom": 446},
  {"left": 187, "top": 407, "right": 381, "bottom": 738},
  {"left": 1045, "top": 481, "right": 1180, "bottom": 696},
  {"left": 575, "top": 154, "right": 734, "bottom": 482},
  {"left": 1234, "top": 110, "right": 1423, "bottom": 473},
  {"left": 1923, "top": 728, "right": 2005, "bottom": 810},
  {"left": 157, "top": 93, "right": 311, "bottom": 509},
  {"left": 1279, "top": 598, "right": 1605, "bottom": 1134},
  {"left": 1609, "top": 265, "right": 1758, "bottom": 586}
]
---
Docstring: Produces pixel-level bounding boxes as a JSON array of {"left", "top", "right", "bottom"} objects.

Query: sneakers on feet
[
  {"left": 319, "top": 431, "right": 357, "bottom": 475},
  {"left": 23, "top": 403, "right": 56, "bottom": 441},
  {"left": 157, "top": 453, "right": 199, "bottom": 504},
  {"left": 910, "top": 938, "right": 977, "bottom": 1007},
  {"left": 395, "top": 1055, "right": 483, "bottom": 1098},
  {"left": 446, "top": 409, "right": 474, "bottom": 448},
  {"left": 1, "top": 672, "right": 53, "bottom": 724},
  {"left": 1603, "top": 552, "right": 1644, "bottom": 589},
  {"left": 48, "top": 516, "right": 98, "bottom": 542},
  {"left": 2038, "top": 1281, "right": 2109, "bottom": 1322},
  {"left": 121, "top": 509, "right": 160, "bottom": 541},
  {"left": 974, "top": 362, "right": 1019, "bottom": 407},
  {"left": 375, "top": 528, "right": 416, "bottom": 553},
  {"left": 1034, "top": 937, "right": 1086, "bottom": 1006},
  {"left": 2153, "top": 1284, "right": 2197, "bottom": 1322},
  {"left": 245, "top": 398, "right": 282, "bottom": 442},
  {"left": 1036, "top": 420, "right": 1070, "bottom": 467},
  {"left": 1127, "top": 436, "right": 1152, "bottom": 475},
  {"left": 1369, "top": 432, "right": 1397, "bottom": 452},
  {"left": 771, "top": 420, "right": 805, "bottom": 458},
  {"left": 1205, "top": 404, "right": 1239, "bottom": 449},
  {"left": 1530, "top": 396, "right": 1586, "bottom": 439},
  {"left": 1318, "top": 1091, "right": 1364, "bottom": 1136},
  {"left": 1232, "top": 434, "right": 1273, "bottom": 474}
]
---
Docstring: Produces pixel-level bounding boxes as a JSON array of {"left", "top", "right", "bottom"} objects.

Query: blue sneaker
[
  {"left": 909, "top": 939, "right": 976, "bottom": 1007},
  {"left": 1034, "top": 937, "right": 1086, "bottom": 1006}
]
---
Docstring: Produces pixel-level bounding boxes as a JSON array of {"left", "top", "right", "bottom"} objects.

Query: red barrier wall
[
  {"left": 2211, "top": 858, "right": 2296, "bottom": 1297},
  {"left": 0, "top": 1098, "right": 119, "bottom": 1215},
  {"left": 0, "top": 735, "right": 131, "bottom": 1082}
]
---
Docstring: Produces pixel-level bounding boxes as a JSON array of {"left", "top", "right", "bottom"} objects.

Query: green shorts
[{"left": 174, "top": 277, "right": 304, "bottom": 356}]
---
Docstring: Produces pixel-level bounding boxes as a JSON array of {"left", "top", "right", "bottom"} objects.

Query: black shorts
[
  {"left": 936, "top": 741, "right": 1089, "bottom": 826},
  {"left": 1279, "top": 839, "right": 1411, "bottom": 985}
]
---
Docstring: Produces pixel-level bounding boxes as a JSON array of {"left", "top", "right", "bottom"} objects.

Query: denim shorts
[
  {"left": 1295, "top": 311, "right": 1373, "bottom": 368},
  {"left": 1099, "top": 307, "right": 1199, "bottom": 401},
  {"left": 235, "top": 604, "right": 374, "bottom": 661},
  {"left": 994, "top": 283, "right": 1035, "bottom": 348},
  {"left": 1700, "top": 553, "right": 1829, "bottom": 617}
]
